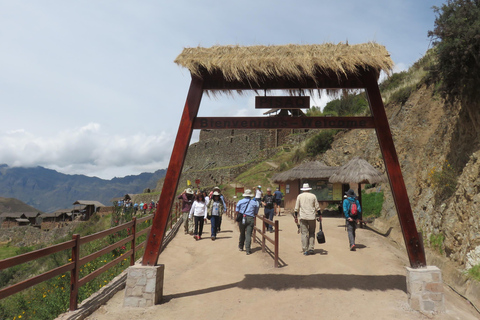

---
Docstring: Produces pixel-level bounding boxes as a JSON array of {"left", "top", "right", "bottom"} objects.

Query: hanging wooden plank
[
  {"left": 255, "top": 96, "right": 310, "bottom": 109},
  {"left": 142, "top": 76, "right": 204, "bottom": 266},
  {"left": 363, "top": 71, "right": 426, "bottom": 268}
]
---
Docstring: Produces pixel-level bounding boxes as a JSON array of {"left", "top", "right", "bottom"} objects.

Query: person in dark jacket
[
  {"left": 343, "top": 189, "right": 362, "bottom": 251},
  {"left": 178, "top": 188, "right": 195, "bottom": 234}
]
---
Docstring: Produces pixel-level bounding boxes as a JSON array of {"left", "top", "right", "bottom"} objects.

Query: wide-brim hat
[
  {"left": 213, "top": 186, "right": 220, "bottom": 191},
  {"left": 212, "top": 191, "right": 221, "bottom": 196},
  {"left": 300, "top": 183, "right": 312, "bottom": 191},
  {"left": 243, "top": 189, "right": 254, "bottom": 197},
  {"left": 185, "top": 188, "right": 194, "bottom": 194},
  {"left": 346, "top": 189, "right": 356, "bottom": 197}
]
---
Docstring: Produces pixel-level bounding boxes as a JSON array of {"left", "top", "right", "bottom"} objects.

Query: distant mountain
[
  {"left": 0, "top": 197, "right": 42, "bottom": 213},
  {"left": 0, "top": 165, "right": 166, "bottom": 213}
]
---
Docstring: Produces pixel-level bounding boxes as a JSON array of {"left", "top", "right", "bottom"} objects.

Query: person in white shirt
[{"left": 189, "top": 194, "right": 207, "bottom": 240}]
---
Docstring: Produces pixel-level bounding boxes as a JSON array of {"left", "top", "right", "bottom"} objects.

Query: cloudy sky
[{"left": 1, "top": 0, "right": 442, "bottom": 179}]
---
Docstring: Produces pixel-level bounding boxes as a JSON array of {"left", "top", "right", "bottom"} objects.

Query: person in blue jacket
[{"left": 343, "top": 189, "right": 361, "bottom": 251}]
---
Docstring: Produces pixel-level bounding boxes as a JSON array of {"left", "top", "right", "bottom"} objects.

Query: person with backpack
[
  {"left": 261, "top": 187, "right": 275, "bottom": 232},
  {"left": 343, "top": 189, "right": 362, "bottom": 251}
]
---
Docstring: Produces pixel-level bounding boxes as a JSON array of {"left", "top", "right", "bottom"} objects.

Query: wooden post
[
  {"left": 274, "top": 220, "right": 279, "bottom": 268},
  {"left": 364, "top": 71, "right": 426, "bottom": 268},
  {"left": 142, "top": 76, "right": 204, "bottom": 266},
  {"left": 262, "top": 219, "right": 266, "bottom": 252},
  {"left": 69, "top": 234, "right": 80, "bottom": 311},
  {"left": 130, "top": 217, "right": 136, "bottom": 266}
]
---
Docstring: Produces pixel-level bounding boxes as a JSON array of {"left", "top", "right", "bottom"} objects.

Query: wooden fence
[{"left": 0, "top": 201, "right": 183, "bottom": 312}]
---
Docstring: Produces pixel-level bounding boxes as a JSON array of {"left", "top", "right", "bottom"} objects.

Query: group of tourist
[
  {"left": 178, "top": 183, "right": 361, "bottom": 257},
  {"left": 117, "top": 199, "right": 157, "bottom": 215},
  {"left": 178, "top": 186, "right": 227, "bottom": 241}
]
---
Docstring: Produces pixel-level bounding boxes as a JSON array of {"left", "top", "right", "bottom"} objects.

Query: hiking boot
[
  {"left": 303, "top": 251, "right": 310, "bottom": 256},
  {"left": 239, "top": 247, "right": 243, "bottom": 251},
  {"left": 246, "top": 251, "right": 251, "bottom": 255},
  {"left": 350, "top": 244, "right": 356, "bottom": 251},
  {"left": 308, "top": 250, "right": 315, "bottom": 255},
  {"left": 211, "top": 236, "right": 215, "bottom": 241}
]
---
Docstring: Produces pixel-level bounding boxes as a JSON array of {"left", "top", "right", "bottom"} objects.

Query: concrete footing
[
  {"left": 123, "top": 264, "right": 164, "bottom": 307},
  {"left": 406, "top": 265, "right": 445, "bottom": 313}
]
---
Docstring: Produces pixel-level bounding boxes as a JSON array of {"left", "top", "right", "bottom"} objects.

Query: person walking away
[
  {"left": 212, "top": 186, "right": 227, "bottom": 233},
  {"left": 255, "top": 185, "right": 263, "bottom": 207},
  {"left": 262, "top": 188, "right": 275, "bottom": 232},
  {"left": 189, "top": 194, "right": 207, "bottom": 240},
  {"left": 343, "top": 189, "right": 361, "bottom": 251},
  {"left": 207, "top": 191, "right": 225, "bottom": 240},
  {"left": 178, "top": 188, "right": 195, "bottom": 235},
  {"left": 236, "top": 189, "right": 259, "bottom": 255},
  {"left": 273, "top": 187, "right": 283, "bottom": 216},
  {"left": 294, "top": 183, "right": 321, "bottom": 256}
]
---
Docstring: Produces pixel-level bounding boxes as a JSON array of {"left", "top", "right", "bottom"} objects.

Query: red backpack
[{"left": 349, "top": 200, "right": 358, "bottom": 216}]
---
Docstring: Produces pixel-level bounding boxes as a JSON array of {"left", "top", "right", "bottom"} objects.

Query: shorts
[{"left": 275, "top": 199, "right": 281, "bottom": 206}]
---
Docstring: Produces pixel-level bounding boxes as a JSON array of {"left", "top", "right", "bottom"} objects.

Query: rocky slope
[{"left": 320, "top": 84, "right": 480, "bottom": 270}]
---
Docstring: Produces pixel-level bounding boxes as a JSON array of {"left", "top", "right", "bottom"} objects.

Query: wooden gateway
[{"left": 142, "top": 43, "right": 427, "bottom": 268}]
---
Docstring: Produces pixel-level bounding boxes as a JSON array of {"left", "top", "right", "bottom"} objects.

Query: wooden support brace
[
  {"left": 363, "top": 71, "right": 426, "bottom": 268},
  {"left": 142, "top": 76, "right": 204, "bottom": 266}
]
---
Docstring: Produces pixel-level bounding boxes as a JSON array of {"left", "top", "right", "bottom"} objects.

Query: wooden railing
[
  {"left": 0, "top": 214, "right": 154, "bottom": 311},
  {"left": 226, "top": 200, "right": 280, "bottom": 268},
  {"left": 253, "top": 215, "right": 279, "bottom": 268},
  {"left": 0, "top": 199, "right": 183, "bottom": 312}
]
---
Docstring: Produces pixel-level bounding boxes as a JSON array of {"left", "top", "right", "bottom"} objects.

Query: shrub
[
  {"left": 467, "top": 264, "right": 480, "bottom": 281},
  {"left": 305, "top": 130, "right": 337, "bottom": 157},
  {"left": 428, "top": 0, "right": 480, "bottom": 102}
]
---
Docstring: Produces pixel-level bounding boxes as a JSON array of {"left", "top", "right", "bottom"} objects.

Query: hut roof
[
  {"left": 272, "top": 161, "right": 339, "bottom": 182},
  {"left": 72, "top": 200, "right": 105, "bottom": 207},
  {"left": 40, "top": 209, "right": 71, "bottom": 218},
  {"left": 328, "top": 157, "right": 387, "bottom": 184},
  {"left": 174, "top": 43, "right": 393, "bottom": 93},
  {"left": 0, "top": 212, "right": 40, "bottom": 219}
]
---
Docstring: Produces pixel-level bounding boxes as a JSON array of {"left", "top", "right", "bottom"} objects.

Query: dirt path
[{"left": 86, "top": 213, "right": 479, "bottom": 320}]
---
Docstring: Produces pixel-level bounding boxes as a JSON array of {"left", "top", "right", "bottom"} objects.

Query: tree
[{"left": 428, "top": 0, "right": 480, "bottom": 102}]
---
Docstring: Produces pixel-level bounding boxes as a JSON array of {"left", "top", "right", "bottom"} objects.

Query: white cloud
[{"left": 0, "top": 123, "right": 174, "bottom": 179}]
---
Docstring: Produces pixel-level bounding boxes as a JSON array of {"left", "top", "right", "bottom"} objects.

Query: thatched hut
[
  {"left": 329, "top": 157, "right": 387, "bottom": 208},
  {"left": 272, "top": 161, "right": 341, "bottom": 210}
]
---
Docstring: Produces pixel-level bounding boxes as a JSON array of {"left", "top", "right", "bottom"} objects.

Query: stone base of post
[
  {"left": 123, "top": 264, "right": 164, "bottom": 307},
  {"left": 406, "top": 266, "right": 445, "bottom": 313}
]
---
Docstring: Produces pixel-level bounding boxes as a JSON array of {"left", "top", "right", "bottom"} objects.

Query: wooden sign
[{"left": 255, "top": 96, "right": 310, "bottom": 109}]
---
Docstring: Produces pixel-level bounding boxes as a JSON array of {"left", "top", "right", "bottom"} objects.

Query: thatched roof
[
  {"left": 175, "top": 43, "right": 393, "bottom": 90},
  {"left": 272, "top": 161, "right": 339, "bottom": 182},
  {"left": 328, "top": 157, "right": 387, "bottom": 184}
]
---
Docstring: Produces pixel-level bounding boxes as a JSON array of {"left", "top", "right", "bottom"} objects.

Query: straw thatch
[
  {"left": 328, "top": 157, "right": 387, "bottom": 184},
  {"left": 272, "top": 161, "right": 339, "bottom": 182},
  {"left": 175, "top": 43, "right": 393, "bottom": 87}
]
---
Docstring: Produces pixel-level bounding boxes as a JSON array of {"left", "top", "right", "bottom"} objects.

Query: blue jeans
[
  {"left": 210, "top": 215, "right": 220, "bottom": 238},
  {"left": 264, "top": 208, "right": 274, "bottom": 231}
]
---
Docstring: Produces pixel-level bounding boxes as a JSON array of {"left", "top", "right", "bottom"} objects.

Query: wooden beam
[
  {"left": 193, "top": 116, "right": 376, "bottom": 130},
  {"left": 142, "top": 76, "right": 204, "bottom": 266},
  {"left": 363, "top": 71, "right": 426, "bottom": 268}
]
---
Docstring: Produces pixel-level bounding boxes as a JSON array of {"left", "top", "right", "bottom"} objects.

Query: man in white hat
[
  {"left": 294, "top": 183, "right": 321, "bottom": 255},
  {"left": 236, "top": 189, "right": 259, "bottom": 255}
]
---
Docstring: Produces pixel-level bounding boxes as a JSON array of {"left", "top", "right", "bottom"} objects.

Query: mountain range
[{"left": 0, "top": 164, "right": 166, "bottom": 213}]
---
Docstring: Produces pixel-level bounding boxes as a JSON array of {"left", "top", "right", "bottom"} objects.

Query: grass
[
  {"left": 429, "top": 233, "right": 445, "bottom": 255},
  {"left": 0, "top": 243, "right": 18, "bottom": 260},
  {"left": 360, "top": 190, "right": 384, "bottom": 218},
  {"left": 467, "top": 264, "right": 480, "bottom": 282}
]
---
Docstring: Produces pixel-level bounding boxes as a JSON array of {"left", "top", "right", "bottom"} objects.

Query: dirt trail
[{"left": 86, "top": 213, "right": 479, "bottom": 320}]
